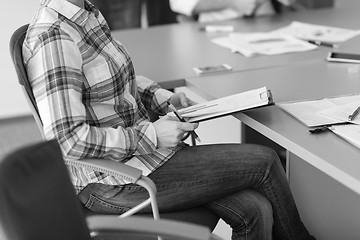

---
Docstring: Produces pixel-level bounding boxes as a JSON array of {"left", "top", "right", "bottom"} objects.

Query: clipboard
[{"left": 175, "top": 87, "right": 274, "bottom": 123}]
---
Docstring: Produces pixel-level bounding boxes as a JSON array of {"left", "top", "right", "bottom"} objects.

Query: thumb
[
  {"left": 178, "top": 93, "right": 188, "bottom": 107},
  {"left": 160, "top": 114, "right": 178, "bottom": 122},
  {"left": 179, "top": 122, "right": 198, "bottom": 132}
]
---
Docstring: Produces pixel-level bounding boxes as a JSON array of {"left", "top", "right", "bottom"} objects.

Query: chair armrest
[
  {"left": 65, "top": 159, "right": 160, "bottom": 219},
  {"left": 86, "top": 215, "right": 211, "bottom": 240},
  {"left": 65, "top": 159, "right": 143, "bottom": 183}
]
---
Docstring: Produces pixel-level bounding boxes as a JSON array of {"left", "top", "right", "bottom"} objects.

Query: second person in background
[
  {"left": 169, "top": 0, "right": 296, "bottom": 22},
  {"left": 89, "top": 0, "right": 177, "bottom": 30}
]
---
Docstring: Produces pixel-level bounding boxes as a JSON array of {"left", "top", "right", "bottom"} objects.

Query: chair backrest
[
  {"left": 0, "top": 141, "right": 91, "bottom": 240},
  {"left": 9, "top": 24, "right": 45, "bottom": 138}
]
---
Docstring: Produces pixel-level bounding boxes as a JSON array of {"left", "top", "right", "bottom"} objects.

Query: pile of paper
[
  {"left": 279, "top": 94, "right": 360, "bottom": 149},
  {"left": 278, "top": 94, "right": 360, "bottom": 127},
  {"left": 211, "top": 21, "right": 360, "bottom": 57},
  {"left": 271, "top": 21, "right": 360, "bottom": 44},
  {"left": 212, "top": 32, "right": 317, "bottom": 57}
]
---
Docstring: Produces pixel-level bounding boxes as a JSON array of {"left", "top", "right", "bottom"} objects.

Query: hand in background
[
  {"left": 232, "top": 0, "right": 259, "bottom": 16},
  {"left": 278, "top": 0, "right": 296, "bottom": 6}
]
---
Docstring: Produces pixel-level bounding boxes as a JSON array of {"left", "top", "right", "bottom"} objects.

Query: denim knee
[
  {"left": 243, "top": 190, "right": 273, "bottom": 232},
  {"left": 207, "top": 189, "right": 273, "bottom": 240}
]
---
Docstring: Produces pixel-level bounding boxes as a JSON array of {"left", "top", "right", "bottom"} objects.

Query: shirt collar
[{"left": 41, "top": 0, "right": 99, "bottom": 26}]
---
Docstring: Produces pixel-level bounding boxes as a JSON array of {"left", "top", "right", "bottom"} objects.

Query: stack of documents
[
  {"left": 329, "top": 125, "right": 360, "bottom": 149},
  {"left": 278, "top": 94, "right": 360, "bottom": 127},
  {"left": 172, "top": 87, "right": 273, "bottom": 123},
  {"left": 212, "top": 21, "right": 360, "bottom": 57},
  {"left": 278, "top": 94, "right": 360, "bottom": 149},
  {"left": 271, "top": 21, "right": 360, "bottom": 44},
  {"left": 212, "top": 32, "right": 317, "bottom": 57}
]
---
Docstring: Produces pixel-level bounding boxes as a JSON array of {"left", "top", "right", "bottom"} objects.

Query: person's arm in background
[
  {"left": 277, "top": 0, "right": 296, "bottom": 5},
  {"left": 193, "top": 0, "right": 242, "bottom": 14},
  {"left": 169, "top": 0, "right": 255, "bottom": 16},
  {"left": 170, "top": 0, "right": 270, "bottom": 21}
]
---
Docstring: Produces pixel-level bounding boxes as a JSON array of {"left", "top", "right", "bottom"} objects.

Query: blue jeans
[{"left": 78, "top": 143, "right": 314, "bottom": 240}]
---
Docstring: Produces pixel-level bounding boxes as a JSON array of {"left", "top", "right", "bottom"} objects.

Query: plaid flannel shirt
[{"left": 23, "top": 0, "right": 182, "bottom": 194}]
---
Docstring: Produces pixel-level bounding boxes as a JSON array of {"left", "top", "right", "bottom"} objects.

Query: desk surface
[
  {"left": 112, "top": 6, "right": 360, "bottom": 193},
  {"left": 113, "top": 7, "right": 360, "bottom": 88},
  {"left": 186, "top": 61, "right": 360, "bottom": 194}
]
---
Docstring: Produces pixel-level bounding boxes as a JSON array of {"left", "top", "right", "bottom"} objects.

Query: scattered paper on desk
[
  {"left": 212, "top": 32, "right": 317, "bottom": 57},
  {"left": 318, "top": 101, "right": 360, "bottom": 125},
  {"left": 175, "top": 86, "right": 273, "bottom": 123},
  {"left": 278, "top": 99, "right": 340, "bottom": 127},
  {"left": 278, "top": 94, "right": 360, "bottom": 127},
  {"left": 329, "top": 124, "right": 360, "bottom": 149},
  {"left": 271, "top": 21, "right": 360, "bottom": 43},
  {"left": 277, "top": 94, "right": 360, "bottom": 127}
]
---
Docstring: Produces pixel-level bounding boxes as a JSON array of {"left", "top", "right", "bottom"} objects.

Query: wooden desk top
[
  {"left": 186, "top": 61, "right": 360, "bottom": 194},
  {"left": 112, "top": 7, "right": 360, "bottom": 88}
]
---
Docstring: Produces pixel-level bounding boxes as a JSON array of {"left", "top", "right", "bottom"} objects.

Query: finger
[
  {"left": 178, "top": 93, "right": 188, "bottom": 107},
  {"left": 159, "top": 115, "right": 178, "bottom": 122},
  {"left": 179, "top": 122, "right": 198, "bottom": 132},
  {"left": 187, "top": 98, "right": 198, "bottom": 106},
  {"left": 180, "top": 132, "right": 191, "bottom": 141}
]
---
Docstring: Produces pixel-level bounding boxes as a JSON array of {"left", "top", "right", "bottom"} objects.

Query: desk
[
  {"left": 111, "top": 6, "right": 360, "bottom": 239},
  {"left": 186, "top": 60, "right": 360, "bottom": 192},
  {"left": 186, "top": 61, "right": 360, "bottom": 239},
  {"left": 112, "top": 7, "right": 360, "bottom": 88}
]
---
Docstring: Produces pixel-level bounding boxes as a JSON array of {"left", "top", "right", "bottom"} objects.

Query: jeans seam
[
  {"left": 155, "top": 179, "right": 210, "bottom": 190},
  {"left": 210, "top": 201, "right": 249, "bottom": 240},
  {"left": 260, "top": 167, "right": 271, "bottom": 185},
  {"left": 87, "top": 193, "right": 130, "bottom": 213}
]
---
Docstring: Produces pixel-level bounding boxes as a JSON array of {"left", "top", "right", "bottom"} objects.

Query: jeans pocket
[{"left": 85, "top": 193, "right": 131, "bottom": 214}]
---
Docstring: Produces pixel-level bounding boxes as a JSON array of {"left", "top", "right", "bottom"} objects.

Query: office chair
[
  {"left": 9, "top": 24, "right": 219, "bottom": 230},
  {"left": 0, "top": 140, "right": 215, "bottom": 240}
]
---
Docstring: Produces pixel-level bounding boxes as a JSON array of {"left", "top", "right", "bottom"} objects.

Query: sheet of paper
[
  {"left": 212, "top": 32, "right": 317, "bottom": 57},
  {"left": 319, "top": 101, "right": 360, "bottom": 125},
  {"left": 329, "top": 124, "right": 360, "bottom": 149},
  {"left": 278, "top": 99, "right": 340, "bottom": 127},
  {"left": 278, "top": 94, "right": 360, "bottom": 127},
  {"left": 272, "top": 21, "right": 360, "bottom": 43}
]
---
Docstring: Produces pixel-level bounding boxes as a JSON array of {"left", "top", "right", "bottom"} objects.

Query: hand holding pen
[{"left": 167, "top": 102, "right": 201, "bottom": 142}]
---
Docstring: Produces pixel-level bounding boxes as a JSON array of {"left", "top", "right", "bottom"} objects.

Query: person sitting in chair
[{"left": 23, "top": 0, "right": 316, "bottom": 239}]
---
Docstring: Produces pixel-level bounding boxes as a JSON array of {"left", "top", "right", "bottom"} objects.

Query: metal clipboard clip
[{"left": 259, "top": 89, "right": 274, "bottom": 104}]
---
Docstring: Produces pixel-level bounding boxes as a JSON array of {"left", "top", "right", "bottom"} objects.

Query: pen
[
  {"left": 309, "top": 126, "right": 329, "bottom": 134},
  {"left": 167, "top": 102, "right": 201, "bottom": 142},
  {"left": 307, "top": 40, "right": 338, "bottom": 48},
  {"left": 348, "top": 106, "right": 360, "bottom": 121}
]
